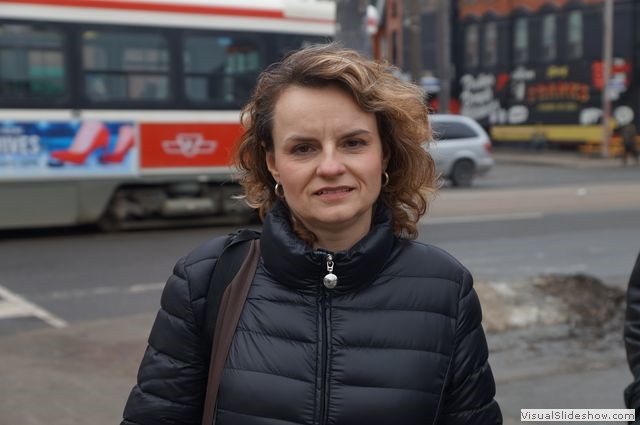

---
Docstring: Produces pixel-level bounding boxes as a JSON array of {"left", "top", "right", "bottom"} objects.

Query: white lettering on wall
[
  {"left": 460, "top": 73, "right": 501, "bottom": 121},
  {"left": 580, "top": 108, "right": 603, "bottom": 125},
  {"left": 511, "top": 66, "right": 536, "bottom": 102}
]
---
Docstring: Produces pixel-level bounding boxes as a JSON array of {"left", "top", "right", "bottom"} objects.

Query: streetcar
[{"left": 0, "top": 0, "right": 335, "bottom": 230}]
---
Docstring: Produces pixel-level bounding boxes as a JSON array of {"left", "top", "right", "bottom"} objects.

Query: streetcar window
[
  {"left": 0, "top": 24, "right": 66, "bottom": 99},
  {"left": 568, "top": 11, "right": 583, "bottom": 60},
  {"left": 274, "top": 34, "right": 329, "bottom": 60},
  {"left": 431, "top": 121, "right": 478, "bottom": 140},
  {"left": 183, "top": 33, "right": 262, "bottom": 106},
  {"left": 82, "top": 29, "right": 170, "bottom": 102},
  {"left": 541, "top": 14, "right": 556, "bottom": 62},
  {"left": 514, "top": 17, "right": 529, "bottom": 64},
  {"left": 483, "top": 22, "right": 497, "bottom": 67},
  {"left": 465, "top": 24, "right": 479, "bottom": 69}
]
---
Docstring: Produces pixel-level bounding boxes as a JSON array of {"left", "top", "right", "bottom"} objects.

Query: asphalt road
[
  {"left": 2, "top": 201, "right": 638, "bottom": 335},
  {"left": 423, "top": 207, "right": 640, "bottom": 287}
]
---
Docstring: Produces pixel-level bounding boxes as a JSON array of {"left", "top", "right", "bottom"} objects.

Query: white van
[{"left": 427, "top": 114, "right": 495, "bottom": 187}]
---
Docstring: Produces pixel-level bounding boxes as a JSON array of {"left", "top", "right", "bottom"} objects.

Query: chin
[{"left": 311, "top": 206, "right": 370, "bottom": 227}]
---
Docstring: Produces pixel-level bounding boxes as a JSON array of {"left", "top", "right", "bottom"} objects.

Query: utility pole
[
  {"left": 335, "top": 0, "right": 371, "bottom": 56},
  {"left": 407, "top": 0, "right": 422, "bottom": 83},
  {"left": 435, "top": 0, "right": 451, "bottom": 113},
  {"left": 602, "top": 0, "right": 613, "bottom": 158}
]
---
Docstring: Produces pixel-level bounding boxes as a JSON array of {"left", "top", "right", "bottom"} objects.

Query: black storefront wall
[{"left": 454, "top": 0, "right": 639, "bottom": 132}]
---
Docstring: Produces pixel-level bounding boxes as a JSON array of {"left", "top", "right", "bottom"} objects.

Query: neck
[
  {"left": 285, "top": 202, "right": 376, "bottom": 252},
  {"left": 310, "top": 217, "right": 372, "bottom": 252}
]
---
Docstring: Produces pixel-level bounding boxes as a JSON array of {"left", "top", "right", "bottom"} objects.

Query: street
[{"left": 0, "top": 153, "right": 639, "bottom": 424}]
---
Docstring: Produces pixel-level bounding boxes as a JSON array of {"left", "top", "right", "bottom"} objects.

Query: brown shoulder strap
[{"left": 201, "top": 239, "right": 261, "bottom": 425}]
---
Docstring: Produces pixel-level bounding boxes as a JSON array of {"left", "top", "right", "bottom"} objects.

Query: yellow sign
[
  {"left": 546, "top": 65, "right": 569, "bottom": 79},
  {"left": 491, "top": 125, "right": 604, "bottom": 143},
  {"left": 536, "top": 102, "right": 578, "bottom": 112}
]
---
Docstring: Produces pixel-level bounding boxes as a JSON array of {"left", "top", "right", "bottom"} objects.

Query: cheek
[
  {"left": 364, "top": 154, "right": 385, "bottom": 183},
  {"left": 368, "top": 170, "right": 383, "bottom": 191},
  {"left": 277, "top": 163, "right": 306, "bottom": 190}
]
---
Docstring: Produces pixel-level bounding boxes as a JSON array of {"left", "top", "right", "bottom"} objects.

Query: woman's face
[{"left": 267, "top": 84, "right": 387, "bottom": 245}]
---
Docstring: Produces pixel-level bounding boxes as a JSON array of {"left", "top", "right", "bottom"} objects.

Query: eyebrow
[
  {"left": 340, "top": 129, "right": 372, "bottom": 139},
  {"left": 284, "top": 135, "right": 316, "bottom": 143},
  {"left": 284, "top": 129, "right": 372, "bottom": 143}
]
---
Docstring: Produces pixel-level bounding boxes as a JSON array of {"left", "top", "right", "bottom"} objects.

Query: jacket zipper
[
  {"left": 318, "top": 287, "right": 328, "bottom": 425},
  {"left": 318, "top": 253, "right": 334, "bottom": 425}
]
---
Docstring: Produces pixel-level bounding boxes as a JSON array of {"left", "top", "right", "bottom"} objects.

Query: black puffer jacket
[
  {"left": 624, "top": 251, "right": 640, "bottom": 417},
  {"left": 122, "top": 202, "right": 502, "bottom": 425}
]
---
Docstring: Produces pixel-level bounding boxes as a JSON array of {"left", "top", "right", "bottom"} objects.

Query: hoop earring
[
  {"left": 382, "top": 172, "right": 390, "bottom": 188},
  {"left": 274, "top": 182, "right": 285, "bottom": 198}
]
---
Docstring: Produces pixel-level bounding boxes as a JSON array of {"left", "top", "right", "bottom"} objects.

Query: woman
[{"left": 122, "top": 44, "right": 502, "bottom": 425}]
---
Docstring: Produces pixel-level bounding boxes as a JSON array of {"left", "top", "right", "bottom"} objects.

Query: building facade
[
  {"left": 456, "top": 0, "right": 638, "bottom": 145},
  {"left": 375, "top": 0, "right": 639, "bottom": 145}
]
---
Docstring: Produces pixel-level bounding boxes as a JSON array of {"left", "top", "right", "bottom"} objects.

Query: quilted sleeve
[
  {"left": 624, "top": 252, "right": 640, "bottom": 411},
  {"left": 121, "top": 256, "right": 210, "bottom": 425},
  {"left": 439, "top": 270, "right": 503, "bottom": 425}
]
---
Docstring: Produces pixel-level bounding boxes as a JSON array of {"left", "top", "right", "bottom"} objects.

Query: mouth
[{"left": 314, "top": 186, "right": 354, "bottom": 196}]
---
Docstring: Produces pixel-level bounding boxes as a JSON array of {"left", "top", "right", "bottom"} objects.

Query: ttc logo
[{"left": 162, "top": 133, "right": 217, "bottom": 158}]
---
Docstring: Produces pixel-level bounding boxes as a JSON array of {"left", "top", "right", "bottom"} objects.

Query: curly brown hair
[{"left": 234, "top": 43, "right": 437, "bottom": 240}]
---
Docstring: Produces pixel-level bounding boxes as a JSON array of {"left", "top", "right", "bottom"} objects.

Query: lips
[{"left": 314, "top": 186, "right": 354, "bottom": 196}]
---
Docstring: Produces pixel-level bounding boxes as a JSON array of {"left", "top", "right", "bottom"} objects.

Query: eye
[
  {"left": 291, "top": 143, "right": 315, "bottom": 155},
  {"left": 344, "top": 139, "right": 367, "bottom": 149}
]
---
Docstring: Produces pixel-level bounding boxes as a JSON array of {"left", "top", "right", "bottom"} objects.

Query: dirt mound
[
  {"left": 531, "top": 274, "right": 625, "bottom": 329},
  {"left": 477, "top": 274, "right": 625, "bottom": 334}
]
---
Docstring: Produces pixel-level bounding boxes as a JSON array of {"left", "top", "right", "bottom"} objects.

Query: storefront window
[
  {"left": 542, "top": 14, "right": 556, "bottom": 62},
  {"left": 484, "top": 22, "right": 497, "bottom": 67},
  {"left": 465, "top": 24, "right": 479, "bottom": 68},
  {"left": 514, "top": 17, "right": 528, "bottom": 64},
  {"left": 568, "top": 11, "right": 583, "bottom": 60}
]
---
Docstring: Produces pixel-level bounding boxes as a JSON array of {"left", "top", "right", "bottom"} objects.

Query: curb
[{"left": 492, "top": 152, "right": 624, "bottom": 169}]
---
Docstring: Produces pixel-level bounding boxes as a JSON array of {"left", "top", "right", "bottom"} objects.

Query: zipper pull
[{"left": 323, "top": 254, "right": 338, "bottom": 289}]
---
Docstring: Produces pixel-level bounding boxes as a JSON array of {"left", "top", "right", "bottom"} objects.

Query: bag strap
[
  {"left": 201, "top": 236, "right": 261, "bottom": 425},
  {"left": 204, "top": 229, "right": 261, "bottom": 348}
]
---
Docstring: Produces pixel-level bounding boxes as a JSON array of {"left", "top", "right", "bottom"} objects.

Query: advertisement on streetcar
[{"left": 0, "top": 120, "right": 137, "bottom": 179}]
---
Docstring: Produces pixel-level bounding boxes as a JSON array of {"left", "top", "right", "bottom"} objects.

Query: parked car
[{"left": 426, "top": 114, "right": 494, "bottom": 187}]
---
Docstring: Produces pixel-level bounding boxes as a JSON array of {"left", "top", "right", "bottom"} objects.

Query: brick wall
[{"left": 458, "top": 0, "right": 603, "bottom": 20}]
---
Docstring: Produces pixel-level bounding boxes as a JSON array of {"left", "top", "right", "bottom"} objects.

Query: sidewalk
[
  {"left": 0, "top": 275, "right": 630, "bottom": 425},
  {"left": 492, "top": 147, "right": 627, "bottom": 169},
  {"left": 0, "top": 314, "right": 151, "bottom": 425},
  {"left": 477, "top": 275, "right": 630, "bottom": 424}
]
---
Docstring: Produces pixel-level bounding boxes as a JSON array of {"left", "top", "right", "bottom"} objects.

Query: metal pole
[
  {"left": 408, "top": 0, "right": 422, "bottom": 83},
  {"left": 436, "top": 0, "right": 451, "bottom": 113},
  {"left": 335, "top": 0, "right": 371, "bottom": 56},
  {"left": 602, "top": 0, "right": 613, "bottom": 158}
]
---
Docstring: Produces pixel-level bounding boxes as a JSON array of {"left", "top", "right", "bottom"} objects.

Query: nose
[{"left": 316, "top": 149, "right": 346, "bottom": 177}]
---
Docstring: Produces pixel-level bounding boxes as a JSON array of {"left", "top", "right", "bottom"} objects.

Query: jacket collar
[{"left": 260, "top": 200, "right": 396, "bottom": 294}]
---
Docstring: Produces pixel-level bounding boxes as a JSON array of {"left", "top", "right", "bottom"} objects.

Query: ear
[
  {"left": 380, "top": 139, "right": 390, "bottom": 172},
  {"left": 382, "top": 153, "right": 390, "bottom": 172},
  {"left": 266, "top": 151, "right": 280, "bottom": 182}
]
